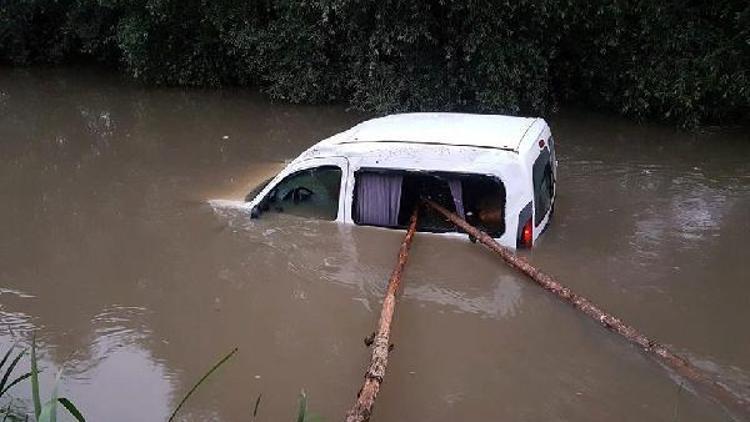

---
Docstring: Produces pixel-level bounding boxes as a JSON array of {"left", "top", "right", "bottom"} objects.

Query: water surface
[{"left": 1, "top": 67, "right": 749, "bottom": 421}]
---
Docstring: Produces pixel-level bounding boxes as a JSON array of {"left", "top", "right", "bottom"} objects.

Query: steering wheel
[{"left": 282, "top": 186, "right": 314, "bottom": 204}]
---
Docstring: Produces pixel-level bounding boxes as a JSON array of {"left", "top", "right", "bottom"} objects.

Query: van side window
[
  {"left": 532, "top": 148, "right": 554, "bottom": 226},
  {"left": 352, "top": 170, "right": 506, "bottom": 237},
  {"left": 256, "top": 166, "right": 342, "bottom": 220}
]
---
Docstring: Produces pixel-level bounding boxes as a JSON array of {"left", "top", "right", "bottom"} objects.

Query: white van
[{"left": 245, "top": 113, "right": 557, "bottom": 248}]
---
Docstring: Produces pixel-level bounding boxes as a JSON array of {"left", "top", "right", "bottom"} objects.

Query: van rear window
[
  {"left": 353, "top": 170, "right": 506, "bottom": 237},
  {"left": 532, "top": 148, "right": 553, "bottom": 226}
]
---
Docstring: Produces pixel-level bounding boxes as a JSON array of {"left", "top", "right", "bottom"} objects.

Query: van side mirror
[{"left": 250, "top": 205, "right": 260, "bottom": 219}]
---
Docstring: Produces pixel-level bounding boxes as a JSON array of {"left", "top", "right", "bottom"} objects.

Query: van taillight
[{"left": 519, "top": 218, "right": 533, "bottom": 249}]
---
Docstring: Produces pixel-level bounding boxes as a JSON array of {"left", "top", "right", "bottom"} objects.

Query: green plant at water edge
[
  {"left": 7, "top": 340, "right": 317, "bottom": 421},
  {"left": 251, "top": 393, "right": 262, "bottom": 421},
  {"left": 0, "top": 343, "right": 31, "bottom": 421},
  {"left": 296, "top": 390, "right": 323, "bottom": 422},
  {"left": 30, "top": 337, "right": 85, "bottom": 422},
  {"left": 1, "top": 402, "right": 29, "bottom": 422},
  {"left": 0, "top": 344, "right": 31, "bottom": 402},
  {"left": 166, "top": 349, "right": 323, "bottom": 422},
  {"left": 168, "top": 347, "right": 238, "bottom": 422}
]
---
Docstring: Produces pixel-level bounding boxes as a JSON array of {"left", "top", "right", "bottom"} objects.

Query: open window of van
[{"left": 352, "top": 169, "right": 506, "bottom": 237}]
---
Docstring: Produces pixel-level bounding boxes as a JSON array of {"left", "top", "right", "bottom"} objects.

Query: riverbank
[{"left": 2, "top": 1, "right": 748, "bottom": 128}]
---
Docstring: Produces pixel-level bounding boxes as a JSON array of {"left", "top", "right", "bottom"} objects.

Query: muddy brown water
[{"left": 1, "top": 67, "right": 749, "bottom": 421}]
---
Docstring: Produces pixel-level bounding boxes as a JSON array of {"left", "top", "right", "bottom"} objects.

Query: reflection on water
[
  {"left": 1, "top": 67, "right": 749, "bottom": 421},
  {"left": 403, "top": 275, "right": 523, "bottom": 319}
]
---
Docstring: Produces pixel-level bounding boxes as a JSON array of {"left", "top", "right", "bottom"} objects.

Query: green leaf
[
  {"left": 0, "top": 349, "right": 26, "bottom": 397},
  {"left": 0, "top": 372, "right": 31, "bottom": 397},
  {"left": 38, "top": 401, "right": 55, "bottom": 422},
  {"left": 0, "top": 345, "right": 14, "bottom": 373},
  {"left": 31, "top": 337, "right": 42, "bottom": 419},
  {"left": 58, "top": 398, "right": 85, "bottom": 422},
  {"left": 38, "top": 369, "right": 63, "bottom": 422},
  {"left": 296, "top": 390, "right": 324, "bottom": 422},
  {"left": 296, "top": 390, "right": 307, "bottom": 422},
  {"left": 304, "top": 414, "right": 325, "bottom": 422},
  {"left": 251, "top": 393, "right": 262, "bottom": 419},
  {"left": 167, "top": 347, "right": 238, "bottom": 422}
]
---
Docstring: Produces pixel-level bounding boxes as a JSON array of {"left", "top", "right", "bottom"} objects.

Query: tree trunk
[
  {"left": 423, "top": 199, "right": 749, "bottom": 416},
  {"left": 345, "top": 207, "right": 420, "bottom": 422}
]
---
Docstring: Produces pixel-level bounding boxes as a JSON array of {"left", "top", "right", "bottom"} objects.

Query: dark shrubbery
[
  {"left": 1, "top": 0, "right": 747, "bottom": 127},
  {"left": 554, "top": 1, "right": 750, "bottom": 127}
]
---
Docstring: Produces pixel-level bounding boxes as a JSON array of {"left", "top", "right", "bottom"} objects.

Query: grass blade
[
  {"left": 252, "top": 393, "right": 262, "bottom": 420},
  {"left": 167, "top": 347, "right": 238, "bottom": 422},
  {"left": 0, "top": 372, "right": 31, "bottom": 397},
  {"left": 0, "top": 351, "right": 26, "bottom": 396},
  {"left": 57, "top": 398, "right": 85, "bottom": 422},
  {"left": 296, "top": 390, "right": 307, "bottom": 422},
  {"left": 37, "top": 369, "right": 61, "bottom": 422},
  {"left": 0, "top": 346, "right": 14, "bottom": 375},
  {"left": 37, "top": 402, "right": 54, "bottom": 422},
  {"left": 30, "top": 337, "right": 41, "bottom": 419},
  {"left": 49, "top": 369, "right": 61, "bottom": 422}
]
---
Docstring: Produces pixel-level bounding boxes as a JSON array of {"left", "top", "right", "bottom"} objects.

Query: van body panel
[{"left": 245, "top": 113, "right": 557, "bottom": 249}]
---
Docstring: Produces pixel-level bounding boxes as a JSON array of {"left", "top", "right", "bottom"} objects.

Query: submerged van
[{"left": 245, "top": 113, "right": 557, "bottom": 248}]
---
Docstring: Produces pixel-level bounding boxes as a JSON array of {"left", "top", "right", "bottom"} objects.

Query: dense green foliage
[{"left": 1, "top": 0, "right": 747, "bottom": 126}]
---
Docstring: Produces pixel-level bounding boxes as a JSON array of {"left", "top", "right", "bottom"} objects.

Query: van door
[{"left": 248, "top": 157, "right": 350, "bottom": 222}]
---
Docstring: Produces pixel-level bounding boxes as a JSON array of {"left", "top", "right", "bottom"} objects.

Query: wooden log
[
  {"left": 345, "top": 207, "right": 420, "bottom": 422},
  {"left": 423, "top": 199, "right": 750, "bottom": 416}
]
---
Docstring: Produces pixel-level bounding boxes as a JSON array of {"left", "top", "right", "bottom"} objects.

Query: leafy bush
[
  {"left": 0, "top": 0, "right": 747, "bottom": 127},
  {"left": 553, "top": 1, "right": 750, "bottom": 127}
]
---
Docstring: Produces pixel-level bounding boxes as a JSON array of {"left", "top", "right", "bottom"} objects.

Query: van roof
[{"left": 330, "top": 112, "right": 541, "bottom": 152}]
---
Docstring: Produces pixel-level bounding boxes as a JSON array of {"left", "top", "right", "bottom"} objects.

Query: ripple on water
[
  {"left": 209, "top": 203, "right": 530, "bottom": 320},
  {"left": 0, "top": 287, "right": 36, "bottom": 298},
  {"left": 0, "top": 309, "right": 35, "bottom": 337},
  {"left": 0, "top": 286, "right": 37, "bottom": 338},
  {"left": 404, "top": 275, "right": 523, "bottom": 319},
  {"left": 65, "top": 305, "right": 153, "bottom": 378}
]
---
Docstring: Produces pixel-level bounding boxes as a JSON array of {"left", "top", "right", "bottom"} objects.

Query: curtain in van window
[
  {"left": 355, "top": 173, "right": 403, "bottom": 226},
  {"left": 448, "top": 179, "right": 465, "bottom": 219}
]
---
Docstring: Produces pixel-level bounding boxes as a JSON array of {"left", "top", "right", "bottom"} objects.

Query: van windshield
[{"left": 352, "top": 170, "right": 506, "bottom": 236}]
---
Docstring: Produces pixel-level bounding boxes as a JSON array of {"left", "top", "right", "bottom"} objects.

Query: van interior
[
  {"left": 353, "top": 169, "right": 506, "bottom": 237},
  {"left": 248, "top": 167, "right": 507, "bottom": 238},
  {"left": 250, "top": 166, "right": 342, "bottom": 220}
]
